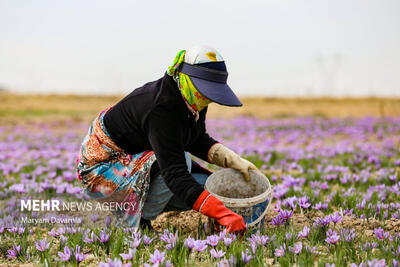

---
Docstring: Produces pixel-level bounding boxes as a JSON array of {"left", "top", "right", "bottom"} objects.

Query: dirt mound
[
  {"left": 152, "top": 210, "right": 400, "bottom": 236},
  {"left": 152, "top": 211, "right": 209, "bottom": 234}
]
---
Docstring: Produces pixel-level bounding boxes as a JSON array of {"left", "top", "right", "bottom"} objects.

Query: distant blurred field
[{"left": 1, "top": 93, "right": 400, "bottom": 123}]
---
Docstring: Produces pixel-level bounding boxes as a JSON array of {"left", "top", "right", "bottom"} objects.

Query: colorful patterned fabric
[
  {"left": 167, "top": 50, "right": 212, "bottom": 114},
  {"left": 77, "top": 108, "right": 156, "bottom": 230}
]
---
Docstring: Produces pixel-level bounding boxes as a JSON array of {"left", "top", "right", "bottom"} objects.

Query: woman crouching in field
[{"left": 76, "top": 45, "right": 259, "bottom": 233}]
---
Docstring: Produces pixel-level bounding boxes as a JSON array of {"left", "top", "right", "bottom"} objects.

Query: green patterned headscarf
[{"left": 167, "top": 50, "right": 212, "bottom": 112}]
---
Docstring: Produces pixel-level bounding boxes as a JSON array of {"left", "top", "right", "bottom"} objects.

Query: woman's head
[{"left": 167, "top": 45, "right": 242, "bottom": 112}]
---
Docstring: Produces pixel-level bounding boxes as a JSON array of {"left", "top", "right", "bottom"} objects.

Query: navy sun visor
[{"left": 177, "top": 62, "right": 243, "bottom": 107}]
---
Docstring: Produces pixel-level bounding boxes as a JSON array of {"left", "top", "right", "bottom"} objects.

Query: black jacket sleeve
[
  {"left": 145, "top": 105, "right": 205, "bottom": 208},
  {"left": 186, "top": 118, "right": 218, "bottom": 162}
]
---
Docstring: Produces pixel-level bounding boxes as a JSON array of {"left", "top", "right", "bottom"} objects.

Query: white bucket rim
[{"left": 205, "top": 169, "right": 273, "bottom": 208}]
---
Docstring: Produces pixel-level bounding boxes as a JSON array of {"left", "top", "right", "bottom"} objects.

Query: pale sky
[{"left": 0, "top": 0, "right": 399, "bottom": 96}]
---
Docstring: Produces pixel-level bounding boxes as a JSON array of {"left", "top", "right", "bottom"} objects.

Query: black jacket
[{"left": 103, "top": 73, "right": 218, "bottom": 207}]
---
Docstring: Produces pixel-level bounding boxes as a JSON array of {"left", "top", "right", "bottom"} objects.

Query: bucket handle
[{"left": 246, "top": 190, "right": 273, "bottom": 228}]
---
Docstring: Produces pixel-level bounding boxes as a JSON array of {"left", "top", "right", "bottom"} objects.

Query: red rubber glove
[{"left": 193, "top": 190, "right": 246, "bottom": 233}]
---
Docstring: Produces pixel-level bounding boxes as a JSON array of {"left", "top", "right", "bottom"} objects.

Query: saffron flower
[
  {"left": 194, "top": 240, "right": 208, "bottom": 252},
  {"left": 261, "top": 235, "right": 270, "bottom": 245},
  {"left": 74, "top": 245, "right": 87, "bottom": 263},
  {"left": 84, "top": 231, "right": 96, "bottom": 243},
  {"left": 325, "top": 231, "right": 340, "bottom": 244},
  {"left": 7, "top": 249, "right": 18, "bottom": 258},
  {"left": 207, "top": 235, "right": 220, "bottom": 247},
  {"left": 143, "top": 235, "right": 153, "bottom": 245},
  {"left": 99, "top": 258, "right": 132, "bottom": 267},
  {"left": 329, "top": 212, "right": 343, "bottom": 224},
  {"left": 241, "top": 250, "right": 252, "bottom": 264},
  {"left": 120, "top": 248, "right": 136, "bottom": 261},
  {"left": 58, "top": 246, "right": 71, "bottom": 262},
  {"left": 274, "top": 244, "right": 286, "bottom": 257},
  {"left": 298, "top": 226, "right": 310, "bottom": 238},
  {"left": 289, "top": 242, "right": 303, "bottom": 254},
  {"left": 130, "top": 238, "right": 141, "bottom": 248},
  {"left": 374, "top": 228, "right": 389, "bottom": 240},
  {"left": 184, "top": 236, "right": 195, "bottom": 250},
  {"left": 35, "top": 239, "right": 50, "bottom": 252},
  {"left": 48, "top": 228, "right": 60, "bottom": 237},
  {"left": 299, "top": 196, "right": 311, "bottom": 209},
  {"left": 149, "top": 249, "right": 165, "bottom": 265},
  {"left": 224, "top": 237, "right": 233, "bottom": 247},
  {"left": 279, "top": 209, "right": 293, "bottom": 220},
  {"left": 99, "top": 230, "right": 110, "bottom": 243},
  {"left": 210, "top": 248, "right": 225, "bottom": 259}
]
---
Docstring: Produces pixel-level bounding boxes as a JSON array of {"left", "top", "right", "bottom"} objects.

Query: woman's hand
[
  {"left": 208, "top": 143, "right": 259, "bottom": 182},
  {"left": 193, "top": 190, "right": 246, "bottom": 233}
]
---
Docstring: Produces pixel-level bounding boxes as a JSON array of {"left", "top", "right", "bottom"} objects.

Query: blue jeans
[{"left": 142, "top": 152, "right": 209, "bottom": 220}]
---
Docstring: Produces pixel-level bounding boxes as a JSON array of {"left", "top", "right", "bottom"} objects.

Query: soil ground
[{"left": 1, "top": 93, "right": 400, "bottom": 124}]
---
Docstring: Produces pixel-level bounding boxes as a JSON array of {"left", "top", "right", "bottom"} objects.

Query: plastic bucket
[{"left": 205, "top": 168, "right": 273, "bottom": 229}]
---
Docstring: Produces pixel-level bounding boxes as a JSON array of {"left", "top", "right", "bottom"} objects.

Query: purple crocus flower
[
  {"left": 129, "top": 238, "right": 141, "bottom": 249},
  {"left": 90, "top": 214, "right": 99, "bottom": 223},
  {"left": 120, "top": 248, "right": 136, "bottom": 260},
  {"left": 216, "top": 260, "right": 230, "bottom": 267},
  {"left": 99, "top": 230, "right": 110, "bottom": 243},
  {"left": 184, "top": 236, "right": 195, "bottom": 250},
  {"left": 207, "top": 235, "right": 220, "bottom": 247},
  {"left": 274, "top": 244, "right": 286, "bottom": 257},
  {"left": 261, "top": 235, "right": 270, "bottom": 245},
  {"left": 99, "top": 258, "right": 132, "bottom": 267},
  {"left": 13, "top": 245, "right": 21, "bottom": 253},
  {"left": 367, "top": 259, "right": 386, "bottom": 267},
  {"left": 325, "top": 231, "right": 340, "bottom": 244},
  {"left": 7, "top": 249, "right": 18, "bottom": 258},
  {"left": 373, "top": 228, "right": 389, "bottom": 240},
  {"left": 279, "top": 209, "right": 293, "bottom": 220},
  {"left": 298, "top": 196, "right": 311, "bottom": 209},
  {"left": 35, "top": 239, "right": 50, "bottom": 252},
  {"left": 224, "top": 237, "right": 233, "bottom": 247},
  {"left": 210, "top": 248, "right": 225, "bottom": 259},
  {"left": 143, "top": 235, "right": 153, "bottom": 246},
  {"left": 289, "top": 242, "right": 302, "bottom": 254},
  {"left": 329, "top": 212, "right": 343, "bottom": 224},
  {"left": 340, "top": 228, "right": 356, "bottom": 242},
  {"left": 60, "top": 235, "right": 68, "bottom": 245},
  {"left": 58, "top": 246, "right": 71, "bottom": 262},
  {"left": 270, "top": 215, "right": 285, "bottom": 226},
  {"left": 84, "top": 231, "right": 96, "bottom": 244},
  {"left": 104, "top": 216, "right": 112, "bottom": 227},
  {"left": 74, "top": 245, "right": 87, "bottom": 263},
  {"left": 298, "top": 226, "right": 310, "bottom": 238},
  {"left": 241, "top": 250, "right": 252, "bottom": 264},
  {"left": 194, "top": 240, "right": 208, "bottom": 252},
  {"left": 149, "top": 249, "right": 165, "bottom": 265}
]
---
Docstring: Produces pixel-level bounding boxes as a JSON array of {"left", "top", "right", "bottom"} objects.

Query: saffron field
[{"left": 0, "top": 114, "right": 400, "bottom": 266}]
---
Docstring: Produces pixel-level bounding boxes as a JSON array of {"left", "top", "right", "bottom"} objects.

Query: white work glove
[{"left": 208, "top": 143, "right": 259, "bottom": 182}]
